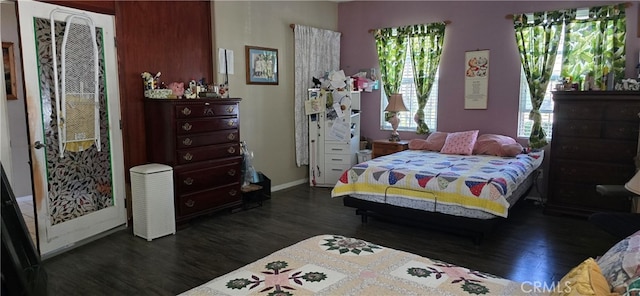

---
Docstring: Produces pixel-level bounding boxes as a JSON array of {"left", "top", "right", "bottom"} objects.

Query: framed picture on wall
[
  {"left": 3, "top": 42, "right": 17, "bottom": 100},
  {"left": 245, "top": 46, "right": 278, "bottom": 85}
]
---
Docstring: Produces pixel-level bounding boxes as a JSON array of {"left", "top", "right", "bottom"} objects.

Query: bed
[
  {"left": 331, "top": 147, "right": 544, "bottom": 243},
  {"left": 180, "top": 234, "right": 539, "bottom": 295}
]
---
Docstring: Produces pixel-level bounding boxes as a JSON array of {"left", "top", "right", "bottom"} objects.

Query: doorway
[{"left": 1, "top": 1, "right": 36, "bottom": 247}]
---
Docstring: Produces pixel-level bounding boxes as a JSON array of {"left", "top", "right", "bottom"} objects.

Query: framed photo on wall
[
  {"left": 3, "top": 42, "right": 17, "bottom": 100},
  {"left": 245, "top": 46, "right": 278, "bottom": 85}
]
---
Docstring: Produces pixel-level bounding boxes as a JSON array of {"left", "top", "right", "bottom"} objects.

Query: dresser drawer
[
  {"left": 549, "top": 160, "right": 634, "bottom": 184},
  {"left": 176, "top": 118, "right": 238, "bottom": 134},
  {"left": 551, "top": 138, "right": 636, "bottom": 163},
  {"left": 177, "top": 183, "right": 241, "bottom": 216},
  {"left": 325, "top": 142, "right": 351, "bottom": 154},
  {"left": 553, "top": 120, "right": 602, "bottom": 138},
  {"left": 177, "top": 130, "right": 239, "bottom": 148},
  {"left": 604, "top": 103, "right": 640, "bottom": 121},
  {"left": 553, "top": 102, "right": 602, "bottom": 120},
  {"left": 603, "top": 121, "right": 639, "bottom": 140},
  {"left": 324, "top": 163, "right": 352, "bottom": 185},
  {"left": 175, "top": 103, "right": 238, "bottom": 119},
  {"left": 175, "top": 160, "right": 241, "bottom": 193},
  {"left": 177, "top": 143, "right": 240, "bottom": 164},
  {"left": 325, "top": 153, "right": 353, "bottom": 165}
]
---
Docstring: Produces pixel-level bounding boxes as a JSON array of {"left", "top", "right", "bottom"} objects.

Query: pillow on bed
[
  {"left": 408, "top": 132, "right": 448, "bottom": 151},
  {"left": 473, "top": 134, "right": 523, "bottom": 157},
  {"left": 440, "top": 130, "right": 479, "bottom": 155},
  {"left": 552, "top": 257, "right": 613, "bottom": 296},
  {"left": 597, "top": 229, "right": 640, "bottom": 294}
]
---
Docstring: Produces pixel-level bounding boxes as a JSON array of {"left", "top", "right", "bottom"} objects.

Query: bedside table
[{"left": 372, "top": 140, "right": 409, "bottom": 158}]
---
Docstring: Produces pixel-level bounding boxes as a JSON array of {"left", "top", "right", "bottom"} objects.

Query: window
[
  {"left": 380, "top": 42, "right": 439, "bottom": 132},
  {"left": 517, "top": 5, "right": 625, "bottom": 140},
  {"left": 517, "top": 43, "right": 562, "bottom": 139}
]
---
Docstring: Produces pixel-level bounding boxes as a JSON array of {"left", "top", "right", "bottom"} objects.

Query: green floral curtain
[
  {"left": 374, "top": 27, "right": 409, "bottom": 105},
  {"left": 561, "top": 4, "right": 626, "bottom": 89},
  {"left": 513, "top": 11, "right": 565, "bottom": 149},
  {"left": 408, "top": 23, "right": 446, "bottom": 134}
]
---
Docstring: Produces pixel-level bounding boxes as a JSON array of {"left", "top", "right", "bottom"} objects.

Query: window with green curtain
[
  {"left": 374, "top": 27, "right": 409, "bottom": 108},
  {"left": 561, "top": 4, "right": 626, "bottom": 88},
  {"left": 374, "top": 23, "right": 446, "bottom": 133},
  {"left": 408, "top": 23, "right": 445, "bottom": 134},
  {"left": 514, "top": 11, "right": 565, "bottom": 149},
  {"left": 515, "top": 3, "right": 627, "bottom": 148}
]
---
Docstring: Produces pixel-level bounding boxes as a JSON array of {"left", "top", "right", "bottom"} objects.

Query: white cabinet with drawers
[{"left": 308, "top": 89, "right": 360, "bottom": 187}]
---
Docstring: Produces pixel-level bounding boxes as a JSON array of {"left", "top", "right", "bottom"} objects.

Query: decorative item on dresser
[
  {"left": 371, "top": 139, "right": 409, "bottom": 158},
  {"left": 546, "top": 91, "right": 640, "bottom": 217},
  {"left": 144, "top": 98, "right": 242, "bottom": 225}
]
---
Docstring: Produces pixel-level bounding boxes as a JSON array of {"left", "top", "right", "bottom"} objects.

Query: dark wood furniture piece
[
  {"left": 372, "top": 139, "right": 409, "bottom": 158},
  {"left": 144, "top": 98, "right": 242, "bottom": 224},
  {"left": 546, "top": 91, "right": 640, "bottom": 217}
]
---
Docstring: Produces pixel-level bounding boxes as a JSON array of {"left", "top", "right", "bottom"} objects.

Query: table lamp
[
  {"left": 385, "top": 93, "right": 408, "bottom": 142},
  {"left": 625, "top": 170, "right": 640, "bottom": 195}
]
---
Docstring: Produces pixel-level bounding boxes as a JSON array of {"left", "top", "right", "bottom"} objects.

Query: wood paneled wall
[
  {"left": 42, "top": 0, "right": 214, "bottom": 176},
  {"left": 44, "top": 0, "right": 115, "bottom": 15},
  {"left": 115, "top": 1, "right": 213, "bottom": 174}
]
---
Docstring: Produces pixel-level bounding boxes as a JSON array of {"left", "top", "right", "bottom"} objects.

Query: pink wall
[{"left": 338, "top": 1, "right": 640, "bottom": 145}]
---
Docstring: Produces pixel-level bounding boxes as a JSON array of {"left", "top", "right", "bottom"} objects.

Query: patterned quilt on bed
[
  {"left": 180, "top": 235, "right": 539, "bottom": 296},
  {"left": 331, "top": 150, "right": 544, "bottom": 218}
]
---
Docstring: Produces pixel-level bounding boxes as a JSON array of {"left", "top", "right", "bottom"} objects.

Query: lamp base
[
  {"left": 389, "top": 129, "right": 401, "bottom": 142},
  {"left": 388, "top": 134, "right": 401, "bottom": 142},
  {"left": 388, "top": 114, "right": 401, "bottom": 142}
]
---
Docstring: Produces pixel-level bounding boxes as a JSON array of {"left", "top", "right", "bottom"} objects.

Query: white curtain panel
[{"left": 294, "top": 24, "right": 341, "bottom": 166}]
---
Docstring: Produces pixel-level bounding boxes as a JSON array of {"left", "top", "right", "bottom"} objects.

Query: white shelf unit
[{"left": 308, "top": 89, "right": 361, "bottom": 187}]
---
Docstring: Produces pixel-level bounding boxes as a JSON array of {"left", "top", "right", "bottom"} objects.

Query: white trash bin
[
  {"left": 130, "top": 163, "right": 176, "bottom": 241},
  {"left": 357, "top": 149, "right": 372, "bottom": 163}
]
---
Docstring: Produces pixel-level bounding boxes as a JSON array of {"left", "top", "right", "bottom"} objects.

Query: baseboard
[{"left": 271, "top": 178, "right": 308, "bottom": 193}]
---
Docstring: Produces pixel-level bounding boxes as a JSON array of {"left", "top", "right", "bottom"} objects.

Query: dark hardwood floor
[{"left": 42, "top": 184, "right": 619, "bottom": 295}]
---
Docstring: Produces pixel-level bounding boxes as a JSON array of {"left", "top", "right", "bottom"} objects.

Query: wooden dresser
[
  {"left": 372, "top": 140, "right": 409, "bottom": 158},
  {"left": 546, "top": 91, "right": 640, "bottom": 217},
  {"left": 144, "top": 98, "right": 242, "bottom": 224}
]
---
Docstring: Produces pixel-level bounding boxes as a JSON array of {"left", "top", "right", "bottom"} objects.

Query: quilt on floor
[
  {"left": 180, "top": 235, "right": 539, "bottom": 295},
  {"left": 331, "top": 150, "right": 543, "bottom": 218}
]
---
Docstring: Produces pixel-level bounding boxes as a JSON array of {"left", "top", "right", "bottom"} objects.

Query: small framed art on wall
[{"left": 245, "top": 46, "right": 278, "bottom": 85}]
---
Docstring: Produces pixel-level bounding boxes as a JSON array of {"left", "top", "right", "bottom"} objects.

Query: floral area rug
[{"left": 180, "top": 235, "right": 540, "bottom": 295}]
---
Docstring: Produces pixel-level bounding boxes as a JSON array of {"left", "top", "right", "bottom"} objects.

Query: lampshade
[
  {"left": 625, "top": 170, "right": 640, "bottom": 195},
  {"left": 385, "top": 93, "right": 408, "bottom": 112}
]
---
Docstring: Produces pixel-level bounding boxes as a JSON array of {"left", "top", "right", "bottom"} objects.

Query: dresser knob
[
  {"left": 184, "top": 177, "right": 194, "bottom": 185},
  {"left": 181, "top": 107, "right": 191, "bottom": 116},
  {"left": 227, "top": 147, "right": 236, "bottom": 154},
  {"left": 227, "top": 133, "right": 235, "bottom": 140},
  {"left": 226, "top": 106, "right": 235, "bottom": 113},
  {"left": 185, "top": 199, "right": 195, "bottom": 207},
  {"left": 228, "top": 169, "right": 236, "bottom": 176},
  {"left": 227, "top": 120, "right": 235, "bottom": 127},
  {"left": 229, "top": 189, "right": 237, "bottom": 196},
  {"left": 182, "top": 122, "right": 192, "bottom": 131},
  {"left": 183, "top": 153, "right": 193, "bottom": 161},
  {"left": 182, "top": 138, "right": 193, "bottom": 146}
]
